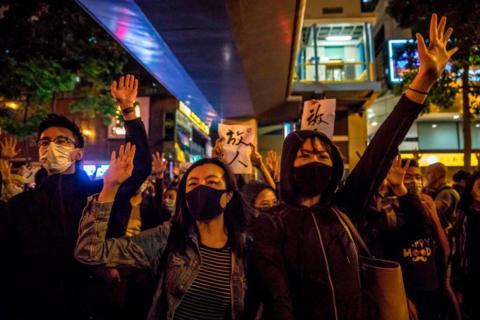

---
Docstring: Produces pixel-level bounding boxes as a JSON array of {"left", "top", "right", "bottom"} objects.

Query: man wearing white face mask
[{"left": 0, "top": 74, "right": 152, "bottom": 320}]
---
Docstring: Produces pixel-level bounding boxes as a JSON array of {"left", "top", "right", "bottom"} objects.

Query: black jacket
[
  {"left": 252, "top": 95, "right": 425, "bottom": 320},
  {"left": 0, "top": 118, "right": 150, "bottom": 320}
]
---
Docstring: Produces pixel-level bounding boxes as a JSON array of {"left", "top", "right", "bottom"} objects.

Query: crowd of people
[{"left": 0, "top": 14, "right": 478, "bottom": 320}]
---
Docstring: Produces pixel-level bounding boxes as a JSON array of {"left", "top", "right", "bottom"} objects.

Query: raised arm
[
  {"left": 107, "top": 75, "right": 152, "bottom": 238},
  {"left": 335, "top": 14, "right": 458, "bottom": 218},
  {"left": 250, "top": 144, "right": 276, "bottom": 190},
  {"left": 75, "top": 143, "right": 169, "bottom": 271}
]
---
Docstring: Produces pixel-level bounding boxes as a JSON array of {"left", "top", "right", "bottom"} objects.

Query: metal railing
[{"left": 294, "top": 61, "right": 374, "bottom": 83}]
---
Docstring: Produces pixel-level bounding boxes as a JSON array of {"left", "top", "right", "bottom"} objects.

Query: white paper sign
[
  {"left": 218, "top": 123, "right": 255, "bottom": 174},
  {"left": 300, "top": 99, "right": 336, "bottom": 138}
]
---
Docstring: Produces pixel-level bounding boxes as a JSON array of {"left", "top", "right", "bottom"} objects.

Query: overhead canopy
[{"left": 76, "top": 0, "right": 305, "bottom": 124}]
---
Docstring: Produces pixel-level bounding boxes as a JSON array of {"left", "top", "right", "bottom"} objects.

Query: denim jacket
[{"left": 75, "top": 197, "right": 250, "bottom": 320}]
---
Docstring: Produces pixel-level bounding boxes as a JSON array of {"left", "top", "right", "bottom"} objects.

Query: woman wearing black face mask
[
  {"left": 75, "top": 156, "right": 258, "bottom": 320},
  {"left": 242, "top": 182, "right": 279, "bottom": 217},
  {"left": 251, "top": 14, "right": 458, "bottom": 320}
]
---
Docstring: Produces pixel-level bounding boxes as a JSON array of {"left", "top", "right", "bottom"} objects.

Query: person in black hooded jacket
[
  {"left": 251, "top": 14, "right": 458, "bottom": 320},
  {"left": 0, "top": 75, "right": 151, "bottom": 320}
]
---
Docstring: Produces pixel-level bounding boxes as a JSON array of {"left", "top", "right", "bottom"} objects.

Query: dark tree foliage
[
  {"left": 0, "top": 0, "right": 129, "bottom": 138},
  {"left": 387, "top": 0, "right": 480, "bottom": 169}
]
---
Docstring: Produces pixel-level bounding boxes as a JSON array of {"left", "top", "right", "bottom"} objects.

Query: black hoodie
[{"left": 252, "top": 95, "right": 425, "bottom": 320}]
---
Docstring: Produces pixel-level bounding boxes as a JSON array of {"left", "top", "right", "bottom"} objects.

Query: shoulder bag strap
[{"left": 331, "top": 207, "right": 372, "bottom": 258}]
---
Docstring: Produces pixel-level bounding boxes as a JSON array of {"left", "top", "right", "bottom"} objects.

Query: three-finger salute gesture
[
  {"left": 111, "top": 74, "right": 139, "bottom": 120},
  {"left": 99, "top": 143, "right": 136, "bottom": 202}
]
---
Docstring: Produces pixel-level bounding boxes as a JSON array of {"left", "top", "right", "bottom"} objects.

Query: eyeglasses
[{"left": 37, "top": 136, "right": 76, "bottom": 148}]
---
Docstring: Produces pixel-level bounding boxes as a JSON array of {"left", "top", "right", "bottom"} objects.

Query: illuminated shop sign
[
  {"left": 387, "top": 39, "right": 417, "bottom": 83},
  {"left": 178, "top": 101, "right": 210, "bottom": 136}
]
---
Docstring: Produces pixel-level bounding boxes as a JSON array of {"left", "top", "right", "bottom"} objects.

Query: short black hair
[
  {"left": 402, "top": 158, "right": 419, "bottom": 168},
  {"left": 453, "top": 169, "right": 470, "bottom": 183},
  {"left": 37, "top": 114, "right": 84, "bottom": 148}
]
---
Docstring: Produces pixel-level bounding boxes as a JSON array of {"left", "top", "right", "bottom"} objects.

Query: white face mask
[{"left": 39, "top": 143, "right": 75, "bottom": 174}]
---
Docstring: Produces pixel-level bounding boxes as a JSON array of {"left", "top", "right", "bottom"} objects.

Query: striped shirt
[{"left": 174, "top": 244, "right": 232, "bottom": 320}]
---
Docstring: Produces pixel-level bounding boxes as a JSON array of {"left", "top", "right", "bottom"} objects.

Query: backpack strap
[{"left": 331, "top": 207, "right": 372, "bottom": 258}]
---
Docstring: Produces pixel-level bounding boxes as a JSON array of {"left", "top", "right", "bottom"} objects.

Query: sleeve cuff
[{"left": 88, "top": 195, "right": 113, "bottom": 219}]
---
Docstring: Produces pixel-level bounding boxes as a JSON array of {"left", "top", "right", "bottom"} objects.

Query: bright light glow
[
  {"left": 5, "top": 101, "right": 19, "bottom": 109},
  {"left": 476, "top": 124, "right": 480, "bottom": 128},
  {"left": 432, "top": 124, "right": 437, "bottom": 128},
  {"left": 83, "top": 165, "right": 96, "bottom": 177},
  {"left": 326, "top": 35, "right": 352, "bottom": 41},
  {"left": 135, "top": 105, "right": 141, "bottom": 118},
  {"left": 453, "top": 115, "right": 460, "bottom": 120},
  {"left": 82, "top": 129, "right": 93, "bottom": 137},
  {"left": 371, "top": 121, "right": 378, "bottom": 126},
  {"left": 402, "top": 153, "right": 479, "bottom": 167},
  {"left": 95, "top": 165, "right": 110, "bottom": 179},
  {"left": 112, "top": 126, "right": 126, "bottom": 136},
  {"left": 427, "top": 155, "right": 438, "bottom": 164}
]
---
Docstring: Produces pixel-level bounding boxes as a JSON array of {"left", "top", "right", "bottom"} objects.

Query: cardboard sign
[
  {"left": 300, "top": 99, "right": 336, "bottom": 138},
  {"left": 218, "top": 123, "right": 255, "bottom": 174}
]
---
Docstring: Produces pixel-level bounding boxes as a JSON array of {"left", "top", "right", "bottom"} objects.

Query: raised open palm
[
  {"left": 0, "top": 136, "right": 21, "bottom": 159},
  {"left": 111, "top": 74, "right": 139, "bottom": 109},
  {"left": 387, "top": 155, "right": 410, "bottom": 188},
  {"left": 416, "top": 14, "right": 458, "bottom": 81},
  {"left": 152, "top": 152, "right": 167, "bottom": 177},
  {"left": 104, "top": 142, "right": 136, "bottom": 187}
]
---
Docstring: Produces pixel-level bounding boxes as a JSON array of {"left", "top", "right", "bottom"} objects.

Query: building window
[{"left": 295, "top": 23, "right": 372, "bottom": 82}]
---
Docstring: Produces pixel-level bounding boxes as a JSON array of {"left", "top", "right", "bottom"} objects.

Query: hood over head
[{"left": 280, "top": 130, "right": 344, "bottom": 208}]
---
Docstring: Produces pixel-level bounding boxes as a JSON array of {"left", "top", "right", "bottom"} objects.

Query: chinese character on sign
[
  {"left": 301, "top": 99, "right": 336, "bottom": 138},
  {"left": 306, "top": 104, "right": 329, "bottom": 127},
  {"left": 218, "top": 124, "right": 255, "bottom": 174},
  {"left": 226, "top": 129, "right": 251, "bottom": 147}
]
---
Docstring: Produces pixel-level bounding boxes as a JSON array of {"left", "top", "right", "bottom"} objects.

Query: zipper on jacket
[{"left": 311, "top": 213, "right": 339, "bottom": 320}]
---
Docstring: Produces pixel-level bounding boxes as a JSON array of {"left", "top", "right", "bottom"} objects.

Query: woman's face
[
  {"left": 164, "top": 189, "right": 177, "bottom": 203},
  {"left": 254, "top": 188, "right": 278, "bottom": 209},
  {"left": 293, "top": 137, "right": 333, "bottom": 168},
  {"left": 186, "top": 163, "right": 231, "bottom": 208},
  {"left": 472, "top": 178, "right": 480, "bottom": 202}
]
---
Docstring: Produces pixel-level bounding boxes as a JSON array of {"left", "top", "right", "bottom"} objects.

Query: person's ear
[
  {"left": 220, "top": 191, "right": 233, "bottom": 209},
  {"left": 72, "top": 148, "right": 84, "bottom": 161}
]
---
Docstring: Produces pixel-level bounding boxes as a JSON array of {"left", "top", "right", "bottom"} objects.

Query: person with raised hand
[
  {"left": 75, "top": 156, "right": 256, "bottom": 320},
  {"left": 251, "top": 14, "right": 458, "bottom": 320},
  {"left": 0, "top": 74, "right": 150, "bottom": 320}
]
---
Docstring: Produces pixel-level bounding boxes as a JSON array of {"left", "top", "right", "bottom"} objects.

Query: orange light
[{"left": 5, "top": 101, "right": 19, "bottom": 109}]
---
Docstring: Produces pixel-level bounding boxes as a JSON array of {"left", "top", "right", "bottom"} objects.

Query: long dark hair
[
  {"left": 459, "top": 171, "right": 480, "bottom": 211},
  {"left": 170, "top": 158, "right": 249, "bottom": 255}
]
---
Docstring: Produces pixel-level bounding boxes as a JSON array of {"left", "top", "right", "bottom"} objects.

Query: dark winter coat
[{"left": 0, "top": 118, "right": 150, "bottom": 320}]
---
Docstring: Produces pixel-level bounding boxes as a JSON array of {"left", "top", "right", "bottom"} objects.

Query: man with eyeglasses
[{"left": 0, "top": 74, "right": 151, "bottom": 320}]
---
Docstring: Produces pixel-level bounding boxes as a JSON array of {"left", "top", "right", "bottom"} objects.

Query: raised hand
[
  {"left": 265, "top": 150, "right": 280, "bottom": 182},
  {"left": 152, "top": 152, "right": 167, "bottom": 178},
  {"left": 212, "top": 137, "right": 225, "bottom": 159},
  {"left": 250, "top": 144, "right": 263, "bottom": 168},
  {"left": 0, "top": 159, "right": 12, "bottom": 182},
  {"left": 416, "top": 14, "right": 458, "bottom": 82},
  {"left": 386, "top": 155, "right": 409, "bottom": 196},
  {"left": 0, "top": 136, "right": 21, "bottom": 159},
  {"left": 111, "top": 74, "right": 139, "bottom": 110}
]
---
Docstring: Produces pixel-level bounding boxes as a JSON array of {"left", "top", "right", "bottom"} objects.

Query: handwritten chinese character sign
[
  {"left": 300, "top": 99, "right": 336, "bottom": 138},
  {"left": 218, "top": 124, "right": 255, "bottom": 174}
]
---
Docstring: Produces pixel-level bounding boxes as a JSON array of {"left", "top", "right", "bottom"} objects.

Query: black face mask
[
  {"left": 293, "top": 162, "right": 333, "bottom": 198},
  {"left": 186, "top": 185, "right": 227, "bottom": 221}
]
